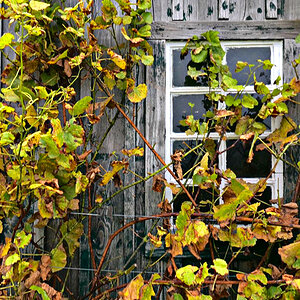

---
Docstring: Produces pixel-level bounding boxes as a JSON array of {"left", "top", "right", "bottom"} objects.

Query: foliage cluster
[{"left": 0, "top": 0, "right": 299, "bottom": 299}]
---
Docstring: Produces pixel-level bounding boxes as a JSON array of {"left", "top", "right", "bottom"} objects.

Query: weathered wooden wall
[{"left": 0, "top": 0, "right": 299, "bottom": 298}]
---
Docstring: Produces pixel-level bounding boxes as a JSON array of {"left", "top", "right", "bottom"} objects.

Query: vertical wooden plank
[
  {"left": 145, "top": 40, "right": 166, "bottom": 250},
  {"left": 283, "top": 39, "right": 300, "bottom": 203},
  {"left": 279, "top": 0, "right": 300, "bottom": 20},
  {"left": 184, "top": 0, "right": 198, "bottom": 21},
  {"left": 218, "top": 0, "right": 229, "bottom": 20},
  {"left": 227, "top": 0, "right": 246, "bottom": 21},
  {"left": 173, "top": 0, "right": 184, "bottom": 20},
  {"left": 243, "top": 0, "right": 265, "bottom": 20},
  {"left": 152, "top": 0, "right": 172, "bottom": 22},
  {"left": 198, "top": 0, "right": 218, "bottom": 21},
  {"left": 266, "top": 0, "right": 278, "bottom": 19}
]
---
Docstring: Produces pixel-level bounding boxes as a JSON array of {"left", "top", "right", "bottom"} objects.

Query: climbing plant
[{"left": 0, "top": 0, "right": 299, "bottom": 299}]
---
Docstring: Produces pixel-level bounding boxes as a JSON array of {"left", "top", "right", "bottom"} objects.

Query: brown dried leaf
[
  {"left": 64, "top": 60, "right": 72, "bottom": 77},
  {"left": 25, "top": 270, "right": 40, "bottom": 288},
  {"left": 77, "top": 150, "right": 92, "bottom": 161},
  {"left": 41, "top": 283, "right": 62, "bottom": 300},
  {"left": 152, "top": 174, "right": 164, "bottom": 193},
  {"left": 40, "top": 255, "right": 51, "bottom": 281},
  {"left": 268, "top": 264, "right": 281, "bottom": 280},
  {"left": 171, "top": 150, "right": 184, "bottom": 180}
]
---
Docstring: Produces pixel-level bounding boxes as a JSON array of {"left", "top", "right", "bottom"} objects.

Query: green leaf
[
  {"left": 30, "top": 286, "right": 51, "bottom": 300},
  {"left": 212, "top": 258, "right": 228, "bottom": 275},
  {"left": 173, "top": 294, "right": 184, "bottom": 300},
  {"left": 191, "top": 49, "right": 208, "bottom": 63},
  {"left": 235, "top": 61, "right": 248, "bottom": 73},
  {"left": 60, "top": 219, "right": 84, "bottom": 256},
  {"left": 51, "top": 246, "right": 67, "bottom": 272},
  {"left": 296, "top": 34, "right": 300, "bottom": 44},
  {"left": 15, "top": 231, "right": 32, "bottom": 249},
  {"left": 138, "top": 0, "right": 152, "bottom": 10},
  {"left": 40, "top": 134, "right": 60, "bottom": 158},
  {"left": 222, "top": 74, "right": 238, "bottom": 89},
  {"left": 0, "top": 132, "right": 15, "bottom": 146},
  {"left": 30, "top": 0, "right": 50, "bottom": 10},
  {"left": 0, "top": 33, "right": 15, "bottom": 50},
  {"left": 255, "top": 81, "right": 270, "bottom": 95},
  {"left": 41, "top": 69, "right": 59, "bottom": 86},
  {"left": 176, "top": 265, "right": 199, "bottom": 285},
  {"left": 70, "top": 96, "right": 92, "bottom": 116},
  {"left": 141, "top": 12, "right": 153, "bottom": 24},
  {"left": 138, "top": 25, "right": 151, "bottom": 37},
  {"left": 123, "top": 15, "right": 132, "bottom": 25},
  {"left": 141, "top": 55, "right": 154, "bottom": 66},
  {"left": 127, "top": 83, "right": 147, "bottom": 103},
  {"left": 242, "top": 94, "right": 258, "bottom": 109},
  {"left": 187, "top": 66, "right": 207, "bottom": 80},
  {"left": 267, "top": 286, "right": 282, "bottom": 299},
  {"left": 5, "top": 253, "right": 20, "bottom": 266},
  {"left": 202, "top": 30, "right": 221, "bottom": 46}
]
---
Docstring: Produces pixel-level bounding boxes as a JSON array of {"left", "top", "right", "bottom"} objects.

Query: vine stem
[
  {"left": 93, "top": 75, "right": 197, "bottom": 207},
  {"left": 113, "top": 101, "right": 197, "bottom": 207}
]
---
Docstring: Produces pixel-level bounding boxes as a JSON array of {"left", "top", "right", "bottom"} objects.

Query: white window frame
[{"left": 165, "top": 40, "right": 283, "bottom": 209}]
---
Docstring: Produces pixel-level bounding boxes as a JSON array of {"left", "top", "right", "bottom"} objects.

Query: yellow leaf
[
  {"left": 119, "top": 274, "right": 144, "bottom": 299},
  {"left": 29, "top": 0, "right": 50, "bottom": 10},
  {"left": 127, "top": 84, "right": 147, "bottom": 103},
  {"left": 101, "top": 160, "right": 128, "bottom": 186}
]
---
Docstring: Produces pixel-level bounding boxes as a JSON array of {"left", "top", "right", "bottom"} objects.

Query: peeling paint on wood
[
  {"left": 244, "top": 0, "right": 265, "bottom": 20},
  {"left": 184, "top": 0, "right": 198, "bottom": 21},
  {"left": 151, "top": 21, "right": 300, "bottom": 40},
  {"left": 173, "top": 0, "right": 184, "bottom": 20},
  {"left": 266, "top": 0, "right": 278, "bottom": 19},
  {"left": 219, "top": 0, "right": 229, "bottom": 19}
]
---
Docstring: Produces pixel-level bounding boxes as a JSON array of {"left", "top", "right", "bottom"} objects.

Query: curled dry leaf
[
  {"left": 152, "top": 174, "right": 164, "bottom": 193},
  {"left": 40, "top": 255, "right": 51, "bottom": 281},
  {"left": 24, "top": 270, "right": 40, "bottom": 288},
  {"left": 171, "top": 150, "right": 184, "bottom": 180}
]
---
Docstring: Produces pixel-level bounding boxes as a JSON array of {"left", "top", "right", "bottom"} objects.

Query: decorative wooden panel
[
  {"left": 184, "top": 0, "right": 199, "bottom": 21},
  {"left": 173, "top": 0, "right": 184, "bottom": 20},
  {"left": 243, "top": 0, "right": 265, "bottom": 20},
  {"left": 266, "top": 0, "right": 278, "bottom": 19},
  {"left": 219, "top": 0, "right": 229, "bottom": 20}
]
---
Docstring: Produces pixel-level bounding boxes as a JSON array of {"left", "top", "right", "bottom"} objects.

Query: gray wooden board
[
  {"left": 144, "top": 40, "right": 166, "bottom": 260},
  {"left": 219, "top": 0, "right": 229, "bottom": 20},
  {"left": 152, "top": 0, "right": 172, "bottom": 22},
  {"left": 266, "top": 0, "right": 278, "bottom": 19},
  {"left": 173, "top": 0, "right": 184, "bottom": 20},
  {"left": 151, "top": 21, "right": 300, "bottom": 40},
  {"left": 283, "top": 39, "right": 300, "bottom": 203},
  {"left": 243, "top": 0, "right": 265, "bottom": 20},
  {"left": 184, "top": 0, "right": 199, "bottom": 21},
  {"left": 279, "top": 0, "right": 300, "bottom": 20}
]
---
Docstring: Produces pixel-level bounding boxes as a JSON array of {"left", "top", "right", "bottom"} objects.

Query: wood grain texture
[
  {"left": 173, "top": 0, "right": 184, "bottom": 20},
  {"left": 266, "top": 0, "right": 278, "bottom": 19},
  {"left": 227, "top": 0, "right": 246, "bottom": 21},
  {"left": 278, "top": 0, "right": 300, "bottom": 20},
  {"left": 283, "top": 39, "right": 300, "bottom": 203},
  {"left": 219, "top": 0, "right": 229, "bottom": 20},
  {"left": 151, "top": 21, "right": 300, "bottom": 40},
  {"left": 152, "top": 0, "right": 172, "bottom": 22},
  {"left": 198, "top": 0, "right": 218, "bottom": 21},
  {"left": 243, "top": 0, "right": 265, "bottom": 20},
  {"left": 184, "top": 0, "right": 199, "bottom": 21},
  {"left": 145, "top": 40, "right": 166, "bottom": 226}
]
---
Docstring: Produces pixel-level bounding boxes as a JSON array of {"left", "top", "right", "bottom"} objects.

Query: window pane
[
  {"left": 226, "top": 139, "right": 271, "bottom": 178},
  {"left": 173, "top": 140, "right": 217, "bottom": 178},
  {"left": 228, "top": 93, "right": 271, "bottom": 131},
  {"left": 173, "top": 186, "right": 218, "bottom": 213},
  {"left": 226, "top": 47, "right": 271, "bottom": 85},
  {"left": 173, "top": 50, "right": 208, "bottom": 87},
  {"left": 173, "top": 94, "right": 211, "bottom": 133}
]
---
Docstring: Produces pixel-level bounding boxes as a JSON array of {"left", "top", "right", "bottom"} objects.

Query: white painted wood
[{"left": 184, "top": 0, "right": 199, "bottom": 21}]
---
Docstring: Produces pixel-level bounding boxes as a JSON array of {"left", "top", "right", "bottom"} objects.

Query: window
[{"left": 165, "top": 41, "right": 283, "bottom": 212}]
